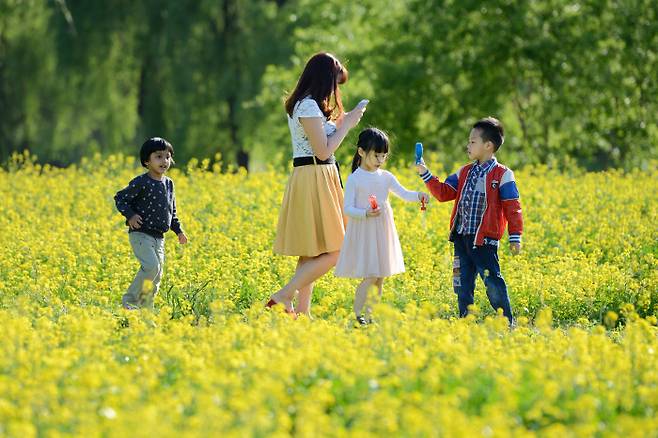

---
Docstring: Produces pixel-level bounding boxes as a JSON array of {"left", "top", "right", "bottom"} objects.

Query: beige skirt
[{"left": 273, "top": 163, "right": 346, "bottom": 257}]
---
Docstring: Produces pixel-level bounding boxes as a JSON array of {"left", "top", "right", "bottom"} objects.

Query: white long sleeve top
[{"left": 344, "top": 167, "right": 420, "bottom": 219}]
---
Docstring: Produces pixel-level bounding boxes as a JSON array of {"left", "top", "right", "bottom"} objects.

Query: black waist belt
[{"left": 293, "top": 156, "right": 343, "bottom": 188}]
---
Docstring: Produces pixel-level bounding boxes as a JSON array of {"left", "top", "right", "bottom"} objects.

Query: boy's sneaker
[{"left": 356, "top": 315, "right": 368, "bottom": 326}]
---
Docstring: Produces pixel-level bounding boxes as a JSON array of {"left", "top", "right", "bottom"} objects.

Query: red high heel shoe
[{"left": 266, "top": 297, "right": 296, "bottom": 317}]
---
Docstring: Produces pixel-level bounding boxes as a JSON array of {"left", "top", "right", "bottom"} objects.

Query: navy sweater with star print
[{"left": 114, "top": 173, "right": 183, "bottom": 238}]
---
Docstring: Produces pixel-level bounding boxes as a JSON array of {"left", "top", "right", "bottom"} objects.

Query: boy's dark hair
[
  {"left": 351, "top": 127, "right": 390, "bottom": 172},
  {"left": 140, "top": 137, "right": 174, "bottom": 168},
  {"left": 473, "top": 117, "right": 504, "bottom": 151}
]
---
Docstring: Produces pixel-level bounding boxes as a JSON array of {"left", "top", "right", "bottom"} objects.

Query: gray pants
[{"left": 123, "top": 232, "right": 165, "bottom": 309}]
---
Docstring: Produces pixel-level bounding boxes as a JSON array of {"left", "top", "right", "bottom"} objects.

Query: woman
[{"left": 268, "top": 52, "right": 367, "bottom": 316}]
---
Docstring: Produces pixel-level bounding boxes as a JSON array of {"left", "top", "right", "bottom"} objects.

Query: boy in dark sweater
[{"left": 114, "top": 137, "right": 188, "bottom": 309}]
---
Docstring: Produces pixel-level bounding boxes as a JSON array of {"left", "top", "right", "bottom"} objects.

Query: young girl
[{"left": 334, "top": 128, "right": 429, "bottom": 325}]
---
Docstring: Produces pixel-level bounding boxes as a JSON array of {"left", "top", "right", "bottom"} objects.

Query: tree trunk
[{"left": 222, "top": 0, "right": 249, "bottom": 171}]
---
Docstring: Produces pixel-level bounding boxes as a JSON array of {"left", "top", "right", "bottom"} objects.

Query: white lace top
[{"left": 288, "top": 97, "right": 337, "bottom": 158}]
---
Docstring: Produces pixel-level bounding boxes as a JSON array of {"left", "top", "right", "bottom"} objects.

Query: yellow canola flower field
[{"left": 0, "top": 152, "right": 657, "bottom": 437}]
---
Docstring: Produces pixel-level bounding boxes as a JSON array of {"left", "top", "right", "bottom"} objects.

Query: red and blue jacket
[{"left": 419, "top": 160, "right": 523, "bottom": 246}]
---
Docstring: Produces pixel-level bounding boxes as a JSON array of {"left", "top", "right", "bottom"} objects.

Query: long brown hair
[{"left": 285, "top": 52, "right": 348, "bottom": 120}]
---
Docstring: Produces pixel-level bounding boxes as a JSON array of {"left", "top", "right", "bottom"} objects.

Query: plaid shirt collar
[{"left": 470, "top": 157, "right": 497, "bottom": 177}]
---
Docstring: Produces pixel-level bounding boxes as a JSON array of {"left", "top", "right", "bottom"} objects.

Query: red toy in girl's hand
[{"left": 369, "top": 195, "right": 379, "bottom": 210}]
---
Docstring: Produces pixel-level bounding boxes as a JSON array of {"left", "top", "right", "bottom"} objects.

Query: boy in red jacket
[{"left": 417, "top": 117, "right": 522, "bottom": 324}]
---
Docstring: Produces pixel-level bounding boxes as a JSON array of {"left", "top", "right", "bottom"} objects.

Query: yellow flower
[{"left": 0, "top": 154, "right": 656, "bottom": 435}]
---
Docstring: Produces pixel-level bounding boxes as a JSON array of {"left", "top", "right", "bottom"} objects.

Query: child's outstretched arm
[
  {"left": 415, "top": 162, "right": 460, "bottom": 202},
  {"left": 500, "top": 169, "right": 523, "bottom": 254},
  {"left": 388, "top": 172, "right": 429, "bottom": 204}
]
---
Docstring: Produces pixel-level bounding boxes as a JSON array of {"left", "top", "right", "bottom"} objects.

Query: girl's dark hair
[
  {"left": 285, "top": 52, "right": 348, "bottom": 120},
  {"left": 140, "top": 137, "right": 174, "bottom": 168},
  {"left": 473, "top": 117, "right": 504, "bottom": 151},
  {"left": 351, "top": 128, "right": 390, "bottom": 172}
]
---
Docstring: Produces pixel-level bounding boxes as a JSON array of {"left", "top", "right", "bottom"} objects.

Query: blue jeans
[{"left": 452, "top": 234, "right": 513, "bottom": 323}]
